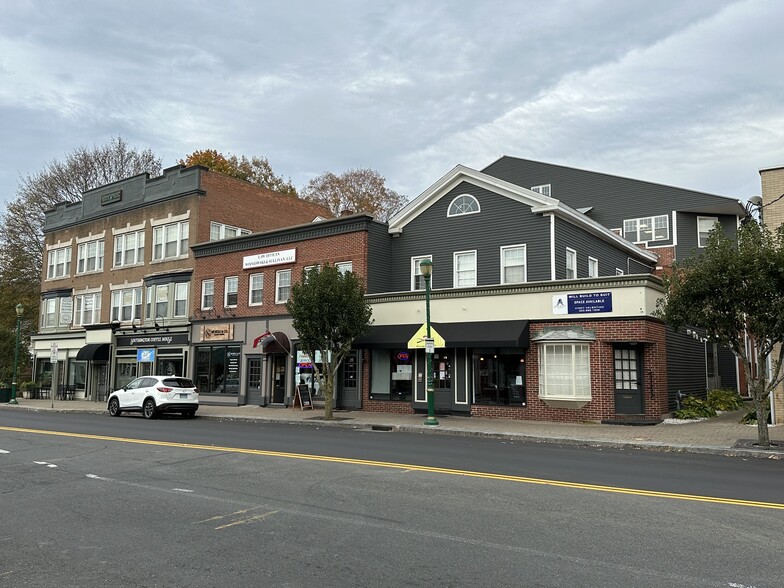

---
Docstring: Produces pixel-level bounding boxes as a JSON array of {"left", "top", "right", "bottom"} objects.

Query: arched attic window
[{"left": 447, "top": 194, "right": 480, "bottom": 217}]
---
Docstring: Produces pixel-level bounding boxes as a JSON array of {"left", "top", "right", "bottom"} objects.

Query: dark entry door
[
  {"left": 339, "top": 352, "right": 360, "bottom": 409},
  {"left": 270, "top": 355, "right": 287, "bottom": 404},
  {"left": 247, "top": 358, "right": 262, "bottom": 405},
  {"left": 614, "top": 346, "right": 643, "bottom": 414},
  {"left": 432, "top": 351, "right": 452, "bottom": 412}
]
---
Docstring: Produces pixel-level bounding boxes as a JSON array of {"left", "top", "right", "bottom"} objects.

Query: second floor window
[
  {"left": 153, "top": 221, "right": 189, "bottom": 261},
  {"left": 501, "top": 245, "right": 526, "bottom": 284},
  {"left": 47, "top": 246, "right": 72, "bottom": 279},
  {"left": 114, "top": 231, "right": 145, "bottom": 267},
  {"left": 225, "top": 277, "right": 239, "bottom": 307},
  {"left": 249, "top": 274, "right": 264, "bottom": 305},
  {"left": 77, "top": 240, "right": 104, "bottom": 274},
  {"left": 697, "top": 216, "right": 719, "bottom": 248},
  {"left": 412, "top": 256, "right": 432, "bottom": 291},
  {"left": 454, "top": 251, "right": 477, "bottom": 288},
  {"left": 210, "top": 222, "right": 250, "bottom": 241},
  {"left": 111, "top": 287, "right": 143, "bottom": 322},
  {"left": 276, "top": 269, "right": 291, "bottom": 303},
  {"left": 202, "top": 279, "right": 214, "bottom": 310},
  {"left": 623, "top": 215, "right": 669, "bottom": 243},
  {"left": 174, "top": 283, "right": 188, "bottom": 317},
  {"left": 41, "top": 297, "right": 72, "bottom": 328},
  {"left": 565, "top": 248, "right": 577, "bottom": 279},
  {"left": 336, "top": 261, "right": 353, "bottom": 274},
  {"left": 74, "top": 292, "right": 102, "bottom": 327},
  {"left": 588, "top": 257, "right": 599, "bottom": 278}
]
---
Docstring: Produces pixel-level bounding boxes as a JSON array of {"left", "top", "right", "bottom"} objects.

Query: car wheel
[
  {"left": 143, "top": 398, "right": 158, "bottom": 419},
  {"left": 108, "top": 398, "right": 121, "bottom": 417},
  {"left": 183, "top": 410, "right": 196, "bottom": 418}
]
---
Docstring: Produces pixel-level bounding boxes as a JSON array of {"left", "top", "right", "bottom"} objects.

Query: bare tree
[{"left": 301, "top": 168, "right": 407, "bottom": 222}]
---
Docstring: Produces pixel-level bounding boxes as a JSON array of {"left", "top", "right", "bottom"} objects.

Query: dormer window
[
  {"left": 447, "top": 194, "right": 480, "bottom": 217},
  {"left": 531, "top": 184, "right": 551, "bottom": 197}
]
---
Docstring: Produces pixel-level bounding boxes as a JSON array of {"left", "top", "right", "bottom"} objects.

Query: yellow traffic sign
[{"left": 407, "top": 323, "right": 445, "bottom": 349}]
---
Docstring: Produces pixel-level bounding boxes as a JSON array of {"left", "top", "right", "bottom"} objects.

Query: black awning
[
  {"left": 75, "top": 343, "right": 110, "bottom": 361},
  {"left": 352, "top": 320, "right": 529, "bottom": 349}
]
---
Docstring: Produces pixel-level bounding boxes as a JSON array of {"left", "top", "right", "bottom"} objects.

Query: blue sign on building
[
  {"left": 567, "top": 291, "right": 613, "bottom": 314},
  {"left": 137, "top": 348, "right": 156, "bottom": 363}
]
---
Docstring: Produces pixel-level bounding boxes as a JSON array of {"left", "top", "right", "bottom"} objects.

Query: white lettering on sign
[{"left": 243, "top": 248, "right": 296, "bottom": 269}]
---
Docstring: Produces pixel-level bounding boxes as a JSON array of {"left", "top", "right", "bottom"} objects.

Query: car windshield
[{"left": 162, "top": 378, "right": 195, "bottom": 389}]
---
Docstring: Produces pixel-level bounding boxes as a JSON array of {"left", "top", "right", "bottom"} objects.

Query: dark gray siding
[
  {"left": 675, "top": 212, "right": 738, "bottom": 262},
  {"left": 390, "top": 181, "right": 552, "bottom": 291},
  {"left": 366, "top": 222, "right": 394, "bottom": 294},
  {"left": 554, "top": 217, "right": 653, "bottom": 278},
  {"left": 482, "top": 157, "right": 743, "bottom": 239},
  {"left": 665, "top": 326, "right": 708, "bottom": 409}
]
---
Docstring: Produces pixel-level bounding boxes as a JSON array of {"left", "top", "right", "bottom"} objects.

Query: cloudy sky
[{"left": 1, "top": 0, "right": 782, "bottom": 206}]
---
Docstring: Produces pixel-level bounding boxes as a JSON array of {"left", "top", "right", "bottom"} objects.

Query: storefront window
[
  {"left": 115, "top": 360, "right": 137, "bottom": 389},
  {"left": 296, "top": 349, "right": 324, "bottom": 400},
  {"left": 473, "top": 349, "right": 526, "bottom": 405},
  {"left": 68, "top": 361, "right": 86, "bottom": 393},
  {"left": 369, "top": 349, "right": 413, "bottom": 401},
  {"left": 196, "top": 345, "right": 241, "bottom": 394}
]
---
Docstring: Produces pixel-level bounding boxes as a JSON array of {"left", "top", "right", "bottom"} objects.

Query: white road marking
[
  {"left": 33, "top": 461, "right": 57, "bottom": 468},
  {"left": 173, "top": 488, "right": 194, "bottom": 493},
  {"left": 0, "top": 449, "right": 9, "bottom": 454}
]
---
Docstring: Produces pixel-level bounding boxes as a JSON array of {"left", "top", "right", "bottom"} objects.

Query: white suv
[{"left": 107, "top": 376, "right": 199, "bottom": 419}]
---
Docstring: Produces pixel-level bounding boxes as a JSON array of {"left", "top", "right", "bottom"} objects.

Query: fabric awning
[
  {"left": 75, "top": 343, "right": 110, "bottom": 361},
  {"left": 353, "top": 320, "right": 529, "bottom": 349}
]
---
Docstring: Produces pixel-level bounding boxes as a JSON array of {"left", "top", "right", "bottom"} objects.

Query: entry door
[
  {"left": 614, "top": 346, "right": 643, "bottom": 414},
  {"left": 247, "top": 358, "right": 262, "bottom": 405},
  {"left": 96, "top": 364, "right": 109, "bottom": 401},
  {"left": 270, "top": 355, "right": 287, "bottom": 404},
  {"left": 339, "top": 352, "right": 360, "bottom": 409},
  {"left": 432, "top": 351, "right": 452, "bottom": 412}
]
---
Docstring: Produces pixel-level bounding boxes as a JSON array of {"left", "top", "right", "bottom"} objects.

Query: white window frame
[
  {"left": 447, "top": 194, "right": 480, "bottom": 217},
  {"left": 336, "top": 261, "right": 353, "bottom": 275},
  {"left": 249, "top": 273, "right": 264, "bottom": 306},
  {"left": 453, "top": 250, "right": 477, "bottom": 288},
  {"left": 174, "top": 282, "right": 188, "bottom": 318},
  {"left": 201, "top": 279, "right": 214, "bottom": 310},
  {"left": 47, "top": 246, "right": 72, "bottom": 280},
  {"left": 114, "top": 231, "right": 145, "bottom": 267},
  {"left": 565, "top": 248, "right": 577, "bottom": 279},
  {"left": 623, "top": 215, "right": 669, "bottom": 243},
  {"left": 42, "top": 298, "right": 57, "bottom": 328},
  {"left": 588, "top": 257, "right": 599, "bottom": 278},
  {"left": 152, "top": 221, "right": 189, "bottom": 261},
  {"left": 697, "top": 216, "right": 719, "bottom": 248},
  {"left": 76, "top": 240, "right": 104, "bottom": 274},
  {"left": 224, "top": 276, "right": 239, "bottom": 308},
  {"left": 110, "top": 287, "right": 143, "bottom": 322},
  {"left": 616, "top": 268, "right": 625, "bottom": 276},
  {"left": 73, "top": 292, "right": 102, "bottom": 327},
  {"left": 411, "top": 255, "right": 432, "bottom": 291},
  {"left": 538, "top": 342, "right": 591, "bottom": 400},
  {"left": 500, "top": 244, "right": 527, "bottom": 285},
  {"left": 210, "top": 221, "right": 251, "bottom": 241},
  {"left": 276, "top": 269, "right": 292, "bottom": 304},
  {"left": 531, "top": 184, "right": 551, "bottom": 197}
]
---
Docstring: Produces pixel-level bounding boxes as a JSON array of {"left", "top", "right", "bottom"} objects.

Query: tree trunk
[
  {"left": 323, "top": 371, "right": 334, "bottom": 420},
  {"left": 753, "top": 393, "right": 770, "bottom": 447}
]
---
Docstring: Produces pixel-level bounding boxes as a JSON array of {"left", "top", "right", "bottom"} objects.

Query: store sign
[
  {"left": 243, "top": 248, "right": 296, "bottom": 269},
  {"left": 552, "top": 292, "right": 613, "bottom": 315},
  {"left": 101, "top": 189, "right": 122, "bottom": 206},
  {"left": 116, "top": 333, "right": 190, "bottom": 347},
  {"left": 137, "top": 348, "right": 155, "bottom": 363},
  {"left": 201, "top": 324, "right": 234, "bottom": 341}
]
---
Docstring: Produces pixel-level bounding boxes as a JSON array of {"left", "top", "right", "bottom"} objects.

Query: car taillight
[
  {"left": 157, "top": 386, "right": 173, "bottom": 393},
  {"left": 193, "top": 388, "right": 198, "bottom": 395}
]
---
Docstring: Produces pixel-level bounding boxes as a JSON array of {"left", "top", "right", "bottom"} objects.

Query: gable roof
[{"left": 388, "top": 165, "right": 658, "bottom": 263}]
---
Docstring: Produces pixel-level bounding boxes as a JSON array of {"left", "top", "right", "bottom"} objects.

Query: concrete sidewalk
[{"left": 2, "top": 398, "right": 783, "bottom": 460}]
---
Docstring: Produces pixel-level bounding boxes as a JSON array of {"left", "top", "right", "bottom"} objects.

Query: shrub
[
  {"left": 674, "top": 396, "right": 717, "bottom": 419},
  {"left": 706, "top": 388, "right": 745, "bottom": 412},
  {"left": 740, "top": 408, "right": 772, "bottom": 425}
]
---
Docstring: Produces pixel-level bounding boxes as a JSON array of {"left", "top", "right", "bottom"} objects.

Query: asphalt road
[{"left": 0, "top": 410, "right": 782, "bottom": 587}]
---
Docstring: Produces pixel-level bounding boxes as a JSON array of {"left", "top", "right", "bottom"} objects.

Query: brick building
[{"left": 33, "top": 165, "right": 329, "bottom": 400}]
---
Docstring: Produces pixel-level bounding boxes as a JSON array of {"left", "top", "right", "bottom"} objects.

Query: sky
[{"left": 1, "top": 0, "right": 782, "bottom": 207}]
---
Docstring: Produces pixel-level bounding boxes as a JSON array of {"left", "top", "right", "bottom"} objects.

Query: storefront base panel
[
  {"left": 362, "top": 399, "right": 416, "bottom": 414},
  {"left": 200, "top": 395, "right": 241, "bottom": 406}
]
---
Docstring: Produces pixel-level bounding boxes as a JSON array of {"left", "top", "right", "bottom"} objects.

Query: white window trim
[
  {"left": 500, "top": 244, "right": 527, "bottom": 285},
  {"left": 530, "top": 184, "right": 551, "bottom": 197},
  {"left": 588, "top": 256, "right": 599, "bottom": 278},
  {"left": 249, "top": 273, "right": 264, "bottom": 306},
  {"left": 201, "top": 279, "right": 214, "bottom": 310},
  {"left": 565, "top": 247, "right": 577, "bottom": 279},
  {"left": 224, "top": 276, "right": 239, "bottom": 308},
  {"left": 47, "top": 246, "right": 73, "bottom": 280},
  {"left": 73, "top": 290, "right": 103, "bottom": 327},
  {"left": 616, "top": 268, "right": 624, "bottom": 276},
  {"left": 210, "top": 221, "right": 251, "bottom": 241},
  {"left": 697, "top": 216, "right": 719, "bottom": 248},
  {"left": 152, "top": 220, "right": 189, "bottom": 262},
  {"left": 275, "top": 269, "right": 292, "bottom": 304},
  {"left": 453, "top": 250, "right": 477, "bottom": 288},
  {"left": 336, "top": 261, "right": 353, "bottom": 274},
  {"left": 623, "top": 215, "right": 669, "bottom": 244},
  {"left": 174, "top": 282, "right": 188, "bottom": 318},
  {"left": 113, "top": 230, "right": 145, "bottom": 268},
  {"left": 110, "top": 287, "right": 143, "bottom": 322},
  {"left": 411, "top": 255, "right": 432, "bottom": 291},
  {"left": 446, "top": 194, "right": 480, "bottom": 217},
  {"left": 538, "top": 342, "right": 592, "bottom": 401},
  {"left": 76, "top": 239, "right": 105, "bottom": 275}
]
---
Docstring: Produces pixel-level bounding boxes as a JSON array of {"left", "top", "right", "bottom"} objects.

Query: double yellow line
[{"left": 2, "top": 425, "right": 783, "bottom": 510}]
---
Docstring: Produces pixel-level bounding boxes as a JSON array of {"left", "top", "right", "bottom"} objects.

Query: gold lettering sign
[{"left": 201, "top": 324, "right": 234, "bottom": 341}]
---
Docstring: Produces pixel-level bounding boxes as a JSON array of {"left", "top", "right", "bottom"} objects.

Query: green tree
[
  {"left": 286, "top": 264, "right": 372, "bottom": 419},
  {"left": 180, "top": 149, "right": 297, "bottom": 196},
  {"left": 301, "top": 168, "right": 406, "bottom": 221},
  {"left": 0, "top": 137, "right": 161, "bottom": 332},
  {"left": 656, "top": 220, "right": 784, "bottom": 447}
]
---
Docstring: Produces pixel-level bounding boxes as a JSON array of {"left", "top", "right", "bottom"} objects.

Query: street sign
[
  {"left": 50, "top": 342, "right": 58, "bottom": 358},
  {"left": 424, "top": 337, "right": 434, "bottom": 354}
]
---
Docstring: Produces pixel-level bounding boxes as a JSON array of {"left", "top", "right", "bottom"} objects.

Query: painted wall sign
[
  {"left": 552, "top": 292, "right": 613, "bottom": 315},
  {"left": 101, "top": 190, "right": 122, "bottom": 206},
  {"left": 242, "top": 248, "right": 296, "bottom": 269},
  {"left": 201, "top": 324, "right": 234, "bottom": 341}
]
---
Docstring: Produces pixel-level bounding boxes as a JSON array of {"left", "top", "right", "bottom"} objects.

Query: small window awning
[
  {"left": 252, "top": 331, "right": 291, "bottom": 355},
  {"left": 75, "top": 343, "right": 110, "bottom": 361},
  {"left": 353, "top": 320, "right": 529, "bottom": 349}
]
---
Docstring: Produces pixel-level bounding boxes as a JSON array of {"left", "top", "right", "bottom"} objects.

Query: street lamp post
[
  {"left": 420, "top": 260, "right": 438, "bottom": 426},
  {"left": 9, "top": 303, "right": 24, "bottom": 405}
]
